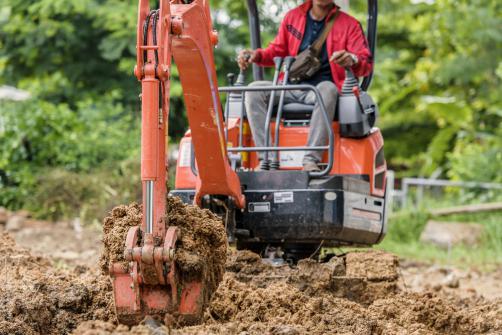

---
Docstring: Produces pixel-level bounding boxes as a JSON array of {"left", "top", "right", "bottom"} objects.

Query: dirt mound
[
  {"left": 224, "top": 248, "right": 398, "bottom": 305},
  {"left": 0, "top": 233, "right": 114, "bottom": 335},
  {"left": 3, "top": 207, "right": 502, "bottom": 335},
  {"left": 165, "top": 196, "right": 227, "bottom": 297},
  {"left": 71, "top": 249, "right": 501, "bottom": 334},
  {"left": 184, "top": 250, "right": 502, "bottom": 335}
]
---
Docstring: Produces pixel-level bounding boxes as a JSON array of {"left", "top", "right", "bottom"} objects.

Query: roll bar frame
[{"left": 219, "top": 84, "right": 335, "bottom": 178}]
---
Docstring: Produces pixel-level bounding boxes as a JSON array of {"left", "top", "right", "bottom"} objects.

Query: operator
[{"left": 238, "top": 0, "right": 373, "bottom": 172}]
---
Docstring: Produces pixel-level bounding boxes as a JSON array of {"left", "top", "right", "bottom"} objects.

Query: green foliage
[
  {"left": 0, "top": 0, "right": 138, "bottom": 104},
  {"left": 0, "top": 0, "right": 141, "bottom": 218},
  {"left": 379, "top": 210, "right": 502, "bottom": 267},
  {"left": 0, "top": 97, "right": 139, "bottom": 212},
  {"left": 373, "top": 0, "right": 502, "bottom": 179},
  {"left": 0, "top": 0, "right": 501, "bottom": 221},
  {"left": 448, "top": 126, "right": 502, "bottom": 184},
  {"left": 383, "top": 210, "right": 430, "bottom": 243},
  {"left": 24, "top": 160, "right": 141, "bottom": 222}
]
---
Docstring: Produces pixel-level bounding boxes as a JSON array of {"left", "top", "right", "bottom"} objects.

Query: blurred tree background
[{"left": 0, "top": 0, "right": 501, "bottom": 222}]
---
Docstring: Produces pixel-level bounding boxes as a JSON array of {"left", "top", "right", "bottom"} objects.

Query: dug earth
[{"left": 0, "top": 197, "right": 501, "bottom": 335}]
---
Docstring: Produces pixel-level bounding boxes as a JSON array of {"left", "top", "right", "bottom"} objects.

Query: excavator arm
[
  {"left": 109, "top": 0, "right": 244, "bottom": 325},
  {"left": 135, "top": 0, "right": 244, "bottom": 237},
  {"left": 170, "top": 2, "right": 245, "bottom": 209}
]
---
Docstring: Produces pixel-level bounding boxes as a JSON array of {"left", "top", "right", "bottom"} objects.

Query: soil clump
[
  {"left": 99, "top": 196, "right": 227, "bottom": 324},
  {"left": 100, "top": 203, "right": 142, "bottom": 273},
  {"left": 164, "top": 196, "right": 227, "bottom": 297}
]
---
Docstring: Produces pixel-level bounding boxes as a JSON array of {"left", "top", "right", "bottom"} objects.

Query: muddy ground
[{"left": 1, "top": 205, "right": 501, "bottom": 335}]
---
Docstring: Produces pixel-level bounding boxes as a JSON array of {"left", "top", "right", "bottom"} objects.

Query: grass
[
  {"left": 376, "top": 209, "right": 502, "bottom": 269},
  {"left": 24, "top": 159, "right": 142, "bottom": 224}
]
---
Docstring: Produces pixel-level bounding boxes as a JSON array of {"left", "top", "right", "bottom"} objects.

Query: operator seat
[{"left": 281, "top": 102, "right": 314, "bottom": 120}]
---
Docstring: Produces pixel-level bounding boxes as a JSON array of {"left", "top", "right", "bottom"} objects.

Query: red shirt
[{"left": 255, "top": 1, "right": 373, "bottom": 90}]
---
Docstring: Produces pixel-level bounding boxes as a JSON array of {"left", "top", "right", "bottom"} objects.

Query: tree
[{"left": 0, "top": 0, "right": 500, "bottom": 216}]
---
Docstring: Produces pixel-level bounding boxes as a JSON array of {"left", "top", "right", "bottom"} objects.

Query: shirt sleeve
[
  {"left": 346, "top": 21, "right": 373, "bottom": 77},
  {"left": 254, "top": 14, "right": 291, "bottom": 67}
]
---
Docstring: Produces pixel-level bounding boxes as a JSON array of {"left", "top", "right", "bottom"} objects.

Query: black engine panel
[{"left": 171, "top": 171, "right": 387, "bottom": 255}]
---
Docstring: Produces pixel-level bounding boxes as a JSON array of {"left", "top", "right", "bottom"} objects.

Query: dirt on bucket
[
  {"left": 98, "top": 196, "right": 227, "bottom": 324},
  {"left": 164, "top": 196, "right": 227, "bottom": 297}
]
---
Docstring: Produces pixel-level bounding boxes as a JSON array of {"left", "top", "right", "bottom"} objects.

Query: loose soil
[
  {"left": 1, "top": 201, "right": 501, "bottom": 335},
  {"left": 0, "top": 233, "right": 114, "bottom": 335},
  {"left": 99, "top": 196, "right": 227, "bottom": 321}
]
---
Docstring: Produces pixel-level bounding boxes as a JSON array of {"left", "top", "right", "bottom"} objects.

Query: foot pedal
[
  {"left": 269, "top": 160, "right": 280, "bottom": 170},
  {"left": 257, "top": 159, "right": 270, "bottom": 171}
]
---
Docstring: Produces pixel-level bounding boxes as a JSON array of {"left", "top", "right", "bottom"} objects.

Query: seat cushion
[{"left": 282, "top": 103, "right": 314, "bottom": 120}]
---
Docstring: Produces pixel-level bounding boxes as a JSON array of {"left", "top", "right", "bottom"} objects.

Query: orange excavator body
[{"left": 175, "top": 121, "right": 386, "bottom": 197}]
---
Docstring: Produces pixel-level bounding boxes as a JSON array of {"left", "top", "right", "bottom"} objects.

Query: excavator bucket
[{"left": 109, "top": 226, "right": 205, "bottom": 325}]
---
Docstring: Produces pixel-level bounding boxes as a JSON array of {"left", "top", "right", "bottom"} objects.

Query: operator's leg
[
  {"left": 302, "top": 81, "right": 338, "bottom": 165},
  {"left": 244, "top": 81, "right": 272, "bottom": 151},
  {"left": 245, "top": 81, "right": 304, "bottom": 161}
]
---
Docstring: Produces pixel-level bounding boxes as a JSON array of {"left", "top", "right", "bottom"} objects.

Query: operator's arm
[
  {"left": 253, "top": 13, "right": 291, "bottom": 67},
  {"left": 346, "top": 21, "right": 373, "bottom": 77},
  {"left": 330, "top": 20, "right": 373, "bottom": 76},
  {"left": 254, "top": 20, "right": 288, "bottom": 66}
]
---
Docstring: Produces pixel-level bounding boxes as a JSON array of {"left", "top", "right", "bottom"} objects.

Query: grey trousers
[{"left": 244, "top": 80, "right": 338, "bottom": 163}]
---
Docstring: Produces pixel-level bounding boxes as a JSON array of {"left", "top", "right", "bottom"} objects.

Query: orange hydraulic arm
[
  {"left": 108, "top": 0, "right": 245, "bottom": 325},
  {"left": 134, "top": 0, "right": 245, "bottom": 237}
]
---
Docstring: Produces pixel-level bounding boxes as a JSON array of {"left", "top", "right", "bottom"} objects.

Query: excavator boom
[
  {"left": 135, "top": 0, "right": 244, "bottom": 234},
  {"left": 170, "top": 2, "right": 245, "bottom": 208},
  {"left": 110, "top": 0, "right": 244, "bottom": 325}
]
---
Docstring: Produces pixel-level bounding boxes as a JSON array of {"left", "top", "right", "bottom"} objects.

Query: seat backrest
[{"left": 281, "top": 102, "right": 314, "bottom": 120}]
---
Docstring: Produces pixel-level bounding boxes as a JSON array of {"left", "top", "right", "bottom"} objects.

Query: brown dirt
[
  {"left": 11, "top": 220, "right": 102, "bottom": 268},
  {"left": 71, "top": 248, "right": 502, "bottom": 335},
  {"left": 2, "top": 203, "right": 501, "bottom": 335},
  {"left": 98, "top": 196, "right": 227, "bottom": 324},
  {"left": 0, "top": 233, "right": 114, "bottom": 335},
  {"left": 100, "top": 203, "right": 142, "bottom": 274},
  {"left": 164, "top": 195, "right": 227, "bottom": 297}
]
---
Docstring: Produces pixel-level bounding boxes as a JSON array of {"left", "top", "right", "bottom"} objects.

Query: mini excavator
[{"left": 110, "top": 0, "right": 388, "bottom": 326}]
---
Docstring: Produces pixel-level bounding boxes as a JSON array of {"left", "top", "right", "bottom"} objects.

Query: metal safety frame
[{"left": 219, "top": 84, "right": 335, "bottom": 178}]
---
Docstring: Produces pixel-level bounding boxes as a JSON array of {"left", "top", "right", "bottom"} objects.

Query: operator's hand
[
  {"left": 237, "top": 49, "right": 258, "bottom": 70},
  {"left": 330, "top": 50, "right": 358, "bottom": 68}
]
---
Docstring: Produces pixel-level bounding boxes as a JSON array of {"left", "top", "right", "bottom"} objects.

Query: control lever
[
  {"left": 342, "top": 67, "right": 365, "bottom": 112},
  {"left": 228, "top": 63, "right": 248, "bottom": 156},
  {"left": 262, "top": 57, "right": 283, "bottom": 170},
  {"left": 271, "top": 56, "right": 295, "bottom": 170},
  {"left": 235, "top": 69, "right": 246, "bottom": 86},
  {"left": 224, "top": 72, "right": 237, "bottom": 142},
  {"left": 227, "top": 73, "right": 235, "bottom": 86},
  {"left": 236, "top": 52, "right": 251, "bottom": 85},
  {"left": 341, "top": 67, "right": 359, "bottom": 95}
]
